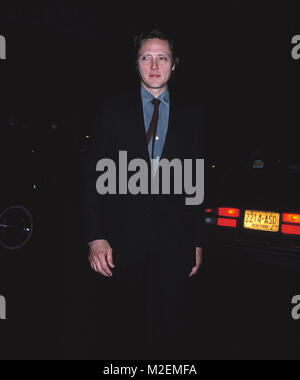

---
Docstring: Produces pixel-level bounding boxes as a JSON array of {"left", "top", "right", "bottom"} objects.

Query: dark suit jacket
[{"left": 82, "top": 87, "right": 205, "bottom": 271}]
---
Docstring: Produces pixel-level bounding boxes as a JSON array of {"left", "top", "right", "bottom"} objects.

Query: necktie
[{"left": 146, "top": 98, "right": 161, "bottom": 160}]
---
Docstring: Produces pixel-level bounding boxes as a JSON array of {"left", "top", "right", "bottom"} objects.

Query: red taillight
[
  {"left": 218, "top": 208, "right": 240, "bottom": 218},
  {"left": 218, "top": 218, "right": 237, "bottom": 228},
  {"left": 282, "top": 214, "right": 300, "bottom": 224},
  {"left": 281, "top": 224, "right": 300, "bottom": 235},
  {"left": 206, "top": 209, "right": 213, "bottom": 213},
  {"left": 281, "top": 213, "right": 300, "bottom": 235}
]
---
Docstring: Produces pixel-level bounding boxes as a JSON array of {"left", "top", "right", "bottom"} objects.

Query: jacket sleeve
[{"left": 82, "top": 100, "right": 114, "bottom": 245}]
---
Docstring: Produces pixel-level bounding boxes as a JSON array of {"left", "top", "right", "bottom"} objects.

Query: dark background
[
  {"left": 1, "top": 2, "right": 299, "bottom": 156},
  {"left": 0, "top": 1, "right": 299, "bottom": 359}
]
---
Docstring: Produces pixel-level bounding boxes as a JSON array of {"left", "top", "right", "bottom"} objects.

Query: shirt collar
[{"left": 141, "top": 85, "right": 170, "bottom": 107}]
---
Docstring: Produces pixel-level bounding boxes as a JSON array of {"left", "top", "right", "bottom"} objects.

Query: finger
[
  {"left": 91, "top": 255, "right": 100, "bottom": 271},
  {"left": 95, "top": 261, "right": 110, "bottom": 277},
  {"left": 99, "top": 255, "right": 113, "bottom": 277},
  {"left": 189, "top": 266, "right": 199, "bottom": 277},
  {"left": 100, "top": 270, "right": 110, "bottom": 278},
  {"left": 89, "top": 252, "right": 109, "bottom": 277},
  {"left": 107, "top": 248, "right": 115, "bottom": 269},
  {"left": 93, "top": 257, "right": 107, "bottom": 276},
  {"left": 90, "top": 260, "right": 97, "bottom": 272},
  {"left": 91, "top": 251, "right": 111, "bottom": 277},
  {"left": 189, "top": 269, "right": 196, "bottom": 278}
]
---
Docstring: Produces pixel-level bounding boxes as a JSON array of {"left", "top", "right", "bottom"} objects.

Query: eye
[
  {"left": 141, "top": 56, "right": 151, "bottom": 61},
  {"left": 159, "top": 57, "right": 168, "bottom": 62}
]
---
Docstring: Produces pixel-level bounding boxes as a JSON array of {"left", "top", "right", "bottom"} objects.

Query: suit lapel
[
  {"left": 160, "top": 91, "right": 179, "bottom": 161},
  {"left": 129, "top": 88, "right": 152, "bottom": 166}
]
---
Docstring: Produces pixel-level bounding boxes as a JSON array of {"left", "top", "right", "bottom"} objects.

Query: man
[{"left": 83, "top": 30, "right": 205, "bottom": 359}]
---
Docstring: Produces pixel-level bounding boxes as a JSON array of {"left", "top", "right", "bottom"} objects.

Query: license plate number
[{"left": 244, "top": 210, "right": 280, "bottom": 232}]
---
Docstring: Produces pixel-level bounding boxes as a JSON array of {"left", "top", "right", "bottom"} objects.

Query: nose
[{"left": 151, "top": 58, "right": 159, "bottom": 70}]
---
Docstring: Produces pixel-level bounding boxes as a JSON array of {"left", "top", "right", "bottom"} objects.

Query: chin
[{"left": 146, "top": 80, "right": 166, "bottom": 89}]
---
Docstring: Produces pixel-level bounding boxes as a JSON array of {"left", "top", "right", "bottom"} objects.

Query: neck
[{"left": 141, "top": 82, "right": 167, "bottom": 98}]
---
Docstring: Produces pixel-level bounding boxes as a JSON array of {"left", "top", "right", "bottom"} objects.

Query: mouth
[{"left": 149, "top": 74, "right": 161, "bottom": 78}]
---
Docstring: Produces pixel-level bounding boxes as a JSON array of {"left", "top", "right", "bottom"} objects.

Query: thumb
[{"left": 107, "top": 248, "right": 115, "bottom": 268}]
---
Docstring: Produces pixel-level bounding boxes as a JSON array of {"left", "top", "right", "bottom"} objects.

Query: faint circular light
[{"left": 0, "top": 206, "right": 34, "bottom": 250}]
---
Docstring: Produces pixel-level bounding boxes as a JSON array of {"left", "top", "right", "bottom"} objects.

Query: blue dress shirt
[{"left": 141, "top": 86, "right": 170, "bottom": 166}]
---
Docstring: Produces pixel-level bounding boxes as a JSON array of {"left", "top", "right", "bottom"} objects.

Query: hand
[
  {"left": 88, "top": 240, "right": 115, "bottom": 278},
  {"left": 189, "top": 247, "right": 203, "bottom": 278}
]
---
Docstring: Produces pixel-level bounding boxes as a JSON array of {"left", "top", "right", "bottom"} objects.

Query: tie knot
[{"left": 151, "top": 98, "right": 161, "bottom": 108}]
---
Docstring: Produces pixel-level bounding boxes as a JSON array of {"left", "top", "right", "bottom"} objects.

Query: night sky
[{"left": 0, "top": 2, "right": 299, "bottom": 163}]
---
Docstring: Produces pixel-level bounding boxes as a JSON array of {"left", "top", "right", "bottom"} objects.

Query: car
[
  {"left": 0, "top": 114, "right": 63, "bottom": 359},
  {"left": 203, "top": 146, "right": 300, "bottom": 265},
  {"left": 0, "top": 205, "right": 34, "bottom": 251},
  {"left": 0, "top": 113, "right": 53, "bottom": 253},
  {"left": 1, "top": 116, "right": 35, "bottom": 252}
]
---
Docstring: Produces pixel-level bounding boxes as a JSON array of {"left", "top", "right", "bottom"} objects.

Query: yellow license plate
[{"left": 244, "top": 210, "right": 280, "bottom": 232}]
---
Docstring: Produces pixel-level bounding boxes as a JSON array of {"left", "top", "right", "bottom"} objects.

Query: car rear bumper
[{"left": 204, "top": 229, "right": 300, "bottom": 267}]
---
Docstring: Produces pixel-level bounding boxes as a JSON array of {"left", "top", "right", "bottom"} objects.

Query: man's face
[{"left": 137, "top": 38, "right": 173, "bottom": 91}]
